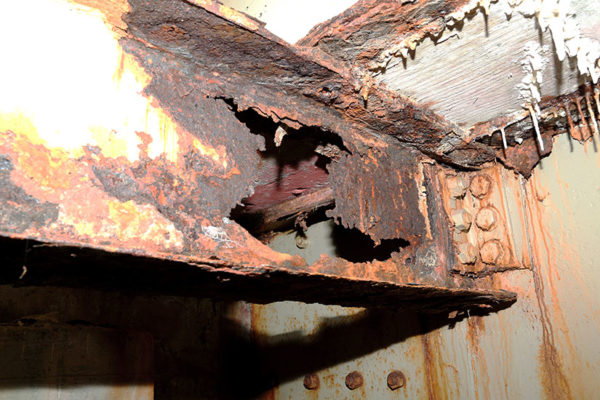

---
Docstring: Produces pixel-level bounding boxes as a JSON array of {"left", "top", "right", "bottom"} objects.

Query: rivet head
[
  {"left": 303, "top": 374, "right": 319, "bottom": 390},
  {"left": 480, "top": 240, "right": 503, "bottom": 264},
  {"left": 295, "top": 233, "right": 309, "bottom": 249},
  {"left": 447, "top": 175, "right": 468, "bottom": 198},
  {"left": 451, "top": 209, "right": 472, "bottom": 232},
  {"left": 456, "top": 243, "right": 478, "bottom": 264},
  {"left": 345, "top": 371, "right": 363, "bottom": 390},
  {"left": 387, "top": 370, "right": 406, "bottom": 390},
  {"left": 475, "top": 207, "right": 497, "bottom": 231},
  {"left": 470, "top": 175, "right": 492, "bottom": 198}
]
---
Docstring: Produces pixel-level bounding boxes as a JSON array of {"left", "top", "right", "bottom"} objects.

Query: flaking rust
[
  {"left": 122, "top": 0, "right": 496, "bottom": 169},
  {"left": 326, "top": 146, "right": 426, "bottom": 245},
  {"left": 0, "top": 0, "right": 518, "bottom": 310},
  {"left": 470, "top": 83, "right": 600, "bottom": 177}
]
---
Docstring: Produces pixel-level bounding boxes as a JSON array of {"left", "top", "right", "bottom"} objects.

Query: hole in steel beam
[{"left": 227, "top": 103, "right": 407, "bottom": 264}]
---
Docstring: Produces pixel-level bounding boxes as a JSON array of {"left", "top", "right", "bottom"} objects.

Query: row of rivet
[{"left": 303, "top": 370, "right": 406, "bottom": 391}]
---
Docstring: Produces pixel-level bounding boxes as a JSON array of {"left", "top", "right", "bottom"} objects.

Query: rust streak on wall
[{"left": 522, "top": 177, "right": 573, "bottom": 400}]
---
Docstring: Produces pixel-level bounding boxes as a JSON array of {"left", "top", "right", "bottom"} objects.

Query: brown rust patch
[
  {"left": 298, "top": 0, "right": 470, "bottom": 68},
  {"left": 326, "top": 146, "right": 426, "bottom": 245},
  {"left": 470, "top": 84, "right": 597, "bottom": 177},
  {"left": 0, "top": 0, "right": 521, "bottom": 309}
]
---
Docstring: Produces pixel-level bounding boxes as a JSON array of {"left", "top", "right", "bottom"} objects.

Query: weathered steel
[
  {"left": 122, "top": 0, "right": 496, "bottom": 169},
  {"left": 235, "top": 134, "right": 600, "bottom": 399},
  {"left": 0, "top": 0, "right": 518, "bottom": 311},
  {"left": 298, "top": 0, "right": 468, "bottom": 69},
  {"left": 470, "top": 84, "right": 599, "bottom": 177},
  {"left": 326, "top": 146, "right": 426, "bottom": 245}
]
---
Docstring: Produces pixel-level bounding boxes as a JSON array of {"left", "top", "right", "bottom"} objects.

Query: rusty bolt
[
  {"left": 456, "top": 243, "right": 477, "bottom": 264},
  {"left": 345, "top": 371, "right": 363, "bottom": 390},
  {"left": 303, "top": 374, "right": 320, "bottom": 390},
  {"left": 475, "top": 207, "right": 498, "bottom": 231},
  {"left": 470, "top": 175, "right": 492, "bottom": 198},
  {"left": 480, "top": 240, "right": 503, "bottom": 264},
  {"left": 387, "top": 370, "right": 406, "bottom": 390},
  {"left": 446, "top": 175, "right": 468, "bottom": 198},
  {"left": 451, "top": 209, "right": 472, "bottom": 232}
]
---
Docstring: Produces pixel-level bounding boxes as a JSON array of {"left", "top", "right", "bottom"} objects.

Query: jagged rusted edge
[{"left": 469, "top": 83, "right": 599, "bottom": 177}]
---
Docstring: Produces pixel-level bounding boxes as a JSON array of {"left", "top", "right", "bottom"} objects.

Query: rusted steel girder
[
  {"left": 123, "top": 0, "right": 495, "bottom": 169},
  {"left": 0, "top": 0, "right": 516, "bottom": 311}
]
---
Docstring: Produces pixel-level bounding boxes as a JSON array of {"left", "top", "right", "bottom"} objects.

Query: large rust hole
[
  {"left": 227, "top": 104, "right": 407, "bottom": 264},
  {"left": 227, "top": 102, "right": 340, "bottom": 237}
]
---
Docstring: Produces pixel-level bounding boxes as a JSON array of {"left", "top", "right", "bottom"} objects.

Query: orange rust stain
[
  {"left": 421, "top": 330, "right": 446, "bottom": 400},
  {"left": 523, "top": 176, "right": 573, "bottom": 400},
  {"left": 466, "top": 316, "right": 490, "bottom": 400},
  {"left": 0, "top": 127, "right": 88, "bottom": 200},
  {"left": 1, "top": 128, "right": 184, "bottom": 254},
  {"left": 547, "top": 155, "right": 596, "bottom": 307},
  {"left": 56, "top": 194, "right": 184, "bottom": 251}
]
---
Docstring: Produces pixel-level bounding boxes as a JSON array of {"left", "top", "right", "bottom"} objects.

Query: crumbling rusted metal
[
  {"left": 123, "top": 0, "right": 496, "bottom": 169},
  {"left": 298, "top": 0, "right": 469, "bottom": 70},
  {"left": 469, "top": 83, "right": 598, "bottom": 177},
  {"left": 326, "top": 146, "right": 425, "bottom": 245},
  {"left": 0, "top": 0, "right": 518, "bottom": 311}
]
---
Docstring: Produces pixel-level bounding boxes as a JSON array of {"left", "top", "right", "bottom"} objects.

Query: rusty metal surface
[
  {"left": 298, "top": 0, "right": 467, "bottom": 69},
  {"left": 234, "top": 134, "right": 600, "bottom": 399},
  {"left": 326, "top": 146, "right": 425, "bottom": 245},
  {"left": 0, "top": 0, "right": 517, "bottom": 310},
  {"left": 2, "top": 0, "right": 600, "bottom": 398},
  {"left": 122, "top": 0, "right": 495, "bottom": 169},
  {"left": 470, "top": 83, "right": 599, "bottom": 177}
]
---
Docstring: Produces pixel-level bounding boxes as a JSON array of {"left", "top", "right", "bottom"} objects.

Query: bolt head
[
  {"left": 475, "top": 207, "right": 498, "bottom": 231},
  {"left": 480, "top": 240, "right": 503, "bottom": 264},
  {"left": 470, "top": 175, "right": 492, "bottom": 198},
  {"left": 451, "top": 209, "right": 472, "bottom": 232},
  {"left": 387, "top": 371, "right": 406, "bottom": 390},
  {"left": 456, "top": 243, "right": 478, "bottom": 264},
  {"left": 345, "top": 371, "right": 363, "bottom": 390},
  {"left": 447, "top": 175, "right": 468, "bottom": 198},
  {"left": 303, "top": 374, "right": 319, "bottom": 390}
]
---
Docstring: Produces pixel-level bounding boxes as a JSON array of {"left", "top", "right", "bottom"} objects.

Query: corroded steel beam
[
  {"left": 122, "top": 0, "right": 494, "bottom": 169},
  {"left": 0, "top": 0, "right": 516, "bottom": 310}
]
